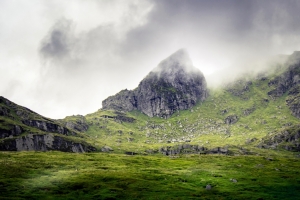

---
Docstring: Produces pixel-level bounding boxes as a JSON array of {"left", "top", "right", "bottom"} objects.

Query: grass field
[{"left": 1, "top": 151, "right": 300, "bottom": 199}]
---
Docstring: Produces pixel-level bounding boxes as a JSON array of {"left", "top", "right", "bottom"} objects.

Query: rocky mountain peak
[{"left": 102, "top": 49, "right": 208, "bottom": 118}]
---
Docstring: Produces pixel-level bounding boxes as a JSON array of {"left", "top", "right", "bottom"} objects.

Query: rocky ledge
[{"left": 0, "top": 134, "right": 96, "bottom": 153}]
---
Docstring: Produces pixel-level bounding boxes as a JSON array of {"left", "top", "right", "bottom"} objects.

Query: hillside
[
  {"left": 77, "top": 51, "right": 299, "bottom": 155},
  {"left": 1, "top": 51, "right": 300, "bottom": 199},
  {"left": 1, "top": 51, "right": 300, "bottom": 155},
  {"left": 0, "top": 97, "right": 96, "bottom": 152}
]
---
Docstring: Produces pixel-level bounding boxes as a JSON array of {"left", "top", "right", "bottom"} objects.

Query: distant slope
[
  {"left": 84, "top": 51, "right": 300, "bottom": 154},
  {"left": 0, "top": 96, "right": 96, "bottom": 152},
  {"left": 0, "top": 51, "right": 299, "bottom": 154}
]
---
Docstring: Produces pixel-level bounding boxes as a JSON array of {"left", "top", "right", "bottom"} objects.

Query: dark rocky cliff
[
  {"left": 102, "top": 49, "right": 208, "bottom": 118},
  {"left": 268, "top": 51, "right": 300, "bottom": 118}
]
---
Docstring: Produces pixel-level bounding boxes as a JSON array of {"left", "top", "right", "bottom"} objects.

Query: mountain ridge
[{"left": 0, "top": 50, "right": 300, "bottom": 154}]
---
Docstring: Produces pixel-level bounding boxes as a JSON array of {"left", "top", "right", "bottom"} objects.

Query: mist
[{"left": 1, "top": 0, "right": 300, "bottom": 119}]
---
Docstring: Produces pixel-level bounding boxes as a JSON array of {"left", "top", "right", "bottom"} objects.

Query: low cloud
[
  {"left": 1, "top": 0, "right": 300, "bottom": 118},
  {"left": 40, "top": 19, "right": 74, "bottom": 63}
]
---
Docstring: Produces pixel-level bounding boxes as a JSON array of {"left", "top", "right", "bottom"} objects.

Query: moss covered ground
[{"left": 0, "top": 151, "right": 299, "bottom": 200}]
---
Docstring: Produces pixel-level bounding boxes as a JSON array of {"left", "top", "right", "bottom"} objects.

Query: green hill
[{"left": 1, "top": 51, "right": 300, "bottom": 199}]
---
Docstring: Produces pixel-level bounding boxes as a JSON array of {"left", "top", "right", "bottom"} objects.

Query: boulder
[
  {"left": 206, "top": 185, "right": 212, "bottom": 190},
  {"left": 225, "top": 115, "right": 238, "bottom": 124},
  {"left": 101, "top": 146, "right": 113, "bottom": 152}
]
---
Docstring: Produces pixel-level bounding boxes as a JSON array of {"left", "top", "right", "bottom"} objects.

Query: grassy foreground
[{"left": 0, "top": 151, "right": 300, "bottom": 199}]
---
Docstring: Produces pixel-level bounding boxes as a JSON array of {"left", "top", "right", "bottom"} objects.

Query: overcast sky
[{"left": 1, "top": 0, "right": 300, "bottom": 119}]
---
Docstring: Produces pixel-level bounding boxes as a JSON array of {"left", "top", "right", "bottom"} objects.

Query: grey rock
[
  {"left": 206, "top": 185, "right": 212, "bottom": 190},
  {"left": 0, "top": 125, "right": 24, "bottom": 139},
  {"left": 230, "top": 179, "right": 238, "bottom": 183},
  {"left": 125, "top": 151, "right": 138, "bottom": 155},
  {"left": 102, "top": 49, "right": 207, "bottom": 118},
  {"left": 220, "top": 109, "right": 228, "bottom": 115},
  {"left": 226, "top": 80, "right": 252, "bottom": 97},
  {"left": 0, "top": 134, "right": 96, "bottom": 153},
  {"left": 268, "top": 52, "right": 300, "bottom": 101},
  {"left": 243, "top": 107, "right": 255, "bottom": 116},
  {"left": 259, "top": 125, "right": 300, "bottom": 151},
  {"left": 0, "top": 106, "right": 10, "bottom": 116},
  {"left": 225, "top": 115, "right": 238, "bottom": 124},
  {"left": 209, "top": 147, "right": 228, "bottom": 154},
  {"left": 286, "top": 86, "right": 300, "bottom": 119},
  {"left": 102, "top": 89, "right": 137, "bottom": 112},
  {"left": 64, "top": 115, "right": 88, "bottom": 132},
  {"left": 245, "top": 138, "right": 257, "bottom": 144},
  {"left": 101, "top": 146, "right": 113, "bottom": 152},
  {"left": 127, "top": 137, "right": 134, "bottom": 142},
  {"left": 159, "top": 144, "right": 228, "bottom": 155},
  {"left": 22, "top": 120, "right": 74, "bottom": 135}
]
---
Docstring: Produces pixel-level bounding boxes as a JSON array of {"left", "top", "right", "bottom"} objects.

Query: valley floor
[{"left": 0, "top": 151, "right": 300, "bottom": 200}]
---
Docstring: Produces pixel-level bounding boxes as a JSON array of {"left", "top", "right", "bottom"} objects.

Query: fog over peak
[
  {"left": 1, "top": 0, "right": 300, "bottom": 118},
  {"left": 153, "top": 48, "right": 195, "bottom": 73}
]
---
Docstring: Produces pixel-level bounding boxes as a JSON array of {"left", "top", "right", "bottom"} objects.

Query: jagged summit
[{"left": 102, "top": 49, "right": 208, "bottom": 118}]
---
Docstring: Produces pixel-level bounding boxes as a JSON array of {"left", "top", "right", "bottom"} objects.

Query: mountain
[
  {"left": 102, "top": 49, "right": 208, "bottom": 118},
  {"left": 0, "top": 50, "right": 300, "bottom": 154},
  {"left": 1, "top": 50, "right": 300, "bottom": 200},
  {"left": 0, "top": 97, "right": 96, "bottom": 152}
]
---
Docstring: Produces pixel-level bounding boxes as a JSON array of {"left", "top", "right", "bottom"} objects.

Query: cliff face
[
  {"left": 102, "top": 49, "right": 208, "bottom": 118},
  {"left": 102, "top": 89, "right": 137, "bottom": 112},
  {"left": 0, "top": 134, "right": 96, "bottom": 153},
  {"left": 268, "top": 51, "right": 300, "bottom": 118}
]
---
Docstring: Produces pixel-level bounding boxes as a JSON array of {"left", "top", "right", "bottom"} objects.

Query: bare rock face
[
  {"left": 0, "top": 96, "right": 96, "bottom": 153},
  {"left": 268, "top": 51, "right": 300, "bottom": 97},
  {"left": 267, "top": 51, "right": 300, "bottom": 118},
  {"left": 102, "top": 49, "right": 208, "bottom": 118},
  {"left": 102, "top": 90, "right": 137, "bottom": 112},
  {"left": 0, "top": 134, "right": 96, "bottom": 152},
  {"left": 286, "top": 86, "right": 300, "bottom": 119},
  {"left": 259, "top": 125, "right": 300, "bottom": 151}
]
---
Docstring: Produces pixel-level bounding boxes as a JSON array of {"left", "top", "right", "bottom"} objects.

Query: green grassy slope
[
  {"left": 1, "top": 57, "right": 300, "bottom": 199},
  {"left": 81, "top": 69, "right": 299, "bottom": 154}
]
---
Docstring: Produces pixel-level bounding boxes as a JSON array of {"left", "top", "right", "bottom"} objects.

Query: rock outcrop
[
  {"left": 286, "top": 86, "right": 300, "bottom": 119},
  {"left": 0, "top": 134, "right": 96, "bottom": 152},
  {"left": 22, "top": 120, "right": 74, "bottom": 135},
  {"left": 61, "top": 115, "right": 89, "bottom": 132},
  {"left": 0, "top": 96, "right": 96, "bottom": 153},
  {"left": 225, "top": 115, "right": 239, "bottom": 124},
  {"left": 0, "top": 125, "right": 23, "bottom": 139},
  {"left": 159, "top": 144, "right": 229, "bottom": 155},
  {"left": 102, "top": 49, "right": 208, "bottom": 118},
  {"left": 266, "top": 51, "right": 300, "bottom": 118},
  {"left": 268, "top": 51, "right": 300, "bottom": 97},
  {"left": 259, "top": 125, "right": 300, "bottom": 151}
]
